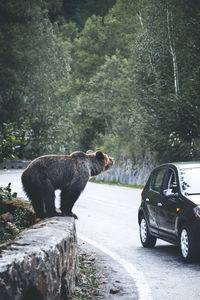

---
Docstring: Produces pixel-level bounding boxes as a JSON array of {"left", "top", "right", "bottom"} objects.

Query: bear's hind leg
[
  {"left": 42, "top": 180, "right": 63, "bottom": 217},
  {"left": 60, "top": 186, "right": 81, "bottom": 219},
  {"left": 31, "top": 197, "right": 45, "bottom": 219},
  {"left": 23, "top": 185, "right": 45, "bottom": 218}
]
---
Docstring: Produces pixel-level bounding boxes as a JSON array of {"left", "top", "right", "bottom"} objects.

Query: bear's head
[
  {"left": 96, "top": 151, "right": 114, "bottom": 171},
  {"left": 86, "top": 150, "right": 114, "bottom": 176}
]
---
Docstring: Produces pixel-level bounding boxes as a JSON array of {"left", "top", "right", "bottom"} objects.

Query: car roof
[{"left": 158, "top": 161, "right": 200, "bottom": 170}]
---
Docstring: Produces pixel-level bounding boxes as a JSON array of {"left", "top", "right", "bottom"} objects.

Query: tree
[
  {"left": 0, "top": 0, "right": 72, "bottom": 159},
  {"left": 130, "top": 0, "right": 200, "bottom": 161},
  {"left": 1, "top": 0, "right": 200, "bottom": 163}
]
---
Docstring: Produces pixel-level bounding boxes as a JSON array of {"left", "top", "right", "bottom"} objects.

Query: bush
[
  {"left": 0, "top": 183, "right": 17, "bottom": 202},
  {"left": 0, "top": 183, "right": 35, "bottom": 244},
  {"left": 0, "top": 120, "right": 31, "bottom": 163}
]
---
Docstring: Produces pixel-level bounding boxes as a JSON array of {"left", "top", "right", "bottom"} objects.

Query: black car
[{"left": 138, "top": 162, "right": 200, "bottom": 262}]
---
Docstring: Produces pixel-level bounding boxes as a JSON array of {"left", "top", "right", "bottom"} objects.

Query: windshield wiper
[{"left": 185, "top": 193, "right": 200, "bottom": 196}]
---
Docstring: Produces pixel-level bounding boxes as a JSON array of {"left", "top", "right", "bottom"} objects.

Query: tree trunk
[{"left": 166, "top": 5, "right": 179, "bottom": 96}]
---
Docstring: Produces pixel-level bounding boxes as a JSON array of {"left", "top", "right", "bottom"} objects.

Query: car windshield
[{"left": 179, "top": 167, "right": 200, "bottom": 195}]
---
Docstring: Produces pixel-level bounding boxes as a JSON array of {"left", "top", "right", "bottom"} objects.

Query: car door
[
  {"left": 146, "top": 167, "right": 167, "bottom": 234},
  {"left": 157, "top": 168, "right": 180, "bottom": 241}
]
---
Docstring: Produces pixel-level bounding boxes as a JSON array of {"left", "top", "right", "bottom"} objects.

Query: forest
[{"left": 0, "top": 0, "right": 200, "bottom": 164}]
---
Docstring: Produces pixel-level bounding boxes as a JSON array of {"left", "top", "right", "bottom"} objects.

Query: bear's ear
[{"left": 96, "top": 151, "right": 105, "bottom": 160}]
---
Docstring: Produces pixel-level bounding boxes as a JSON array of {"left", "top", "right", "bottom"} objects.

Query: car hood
[{"left": 186, "top": 195, "right": 200, "bottom": 205}]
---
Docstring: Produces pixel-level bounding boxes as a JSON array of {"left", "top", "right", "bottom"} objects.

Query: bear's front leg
[{"left": 60, "top": 186, "right": 81, "bottom": 219}]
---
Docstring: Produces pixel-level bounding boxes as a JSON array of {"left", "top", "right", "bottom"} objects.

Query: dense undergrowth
[{"left": 0, "top": 183, "right": 35, "bottom": 244}]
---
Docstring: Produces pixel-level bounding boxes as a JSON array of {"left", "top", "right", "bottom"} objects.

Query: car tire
[
  {"left": 180, "top": 225, "right": 198, "bottom": 263},
  {"left": 139, "top": 215, "right": 156, "bottom": 248}
]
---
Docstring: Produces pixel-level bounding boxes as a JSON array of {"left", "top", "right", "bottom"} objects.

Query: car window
[
  {"left": 151, "top": 168, "right": 166, "bottom": 192},
  {"left": 179, "top": 167, "right": 200, "bottom": 195},
  {"left": 167, "top": 169, "right": 178, "bottom": 193}
]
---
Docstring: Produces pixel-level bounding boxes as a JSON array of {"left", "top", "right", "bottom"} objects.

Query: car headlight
[{"left": 194, "top": 205, "right": 200, "bottom": 218}]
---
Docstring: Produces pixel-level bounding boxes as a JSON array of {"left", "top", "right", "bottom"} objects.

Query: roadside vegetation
[
  {"left": 71, "top": 250, "right": 121, "bottom": 299},
  {"left": 0, "top": 184, "right": 35, "bottom": 244},
  {"left": 72, "top": 252, "right": 103, "bottom": 299},
  {"left": 0, "top": 0, "right": 200, "bottom": 166},
  {"left": 90, "top": 178, "right": 143, "bottom": 189}
]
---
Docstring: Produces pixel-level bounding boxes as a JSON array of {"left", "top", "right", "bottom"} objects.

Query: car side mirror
[{"left": 163, "top": 189, "right": 178, "bottom": 198}]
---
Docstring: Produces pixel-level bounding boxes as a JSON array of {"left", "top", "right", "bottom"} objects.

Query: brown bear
[{"left": 21, "top": 150, "right": 114, "bottom": 219}]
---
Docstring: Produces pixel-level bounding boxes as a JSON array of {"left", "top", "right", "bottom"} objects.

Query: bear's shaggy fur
[{"left": 21, "top": 150, "right": 113, "bottom": 219}]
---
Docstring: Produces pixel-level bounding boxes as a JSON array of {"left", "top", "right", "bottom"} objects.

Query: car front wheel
[
  {"left": 180, "top": 225, "right": 197, "bottom": 262},
  {"left": 139, "top": 216, "right": 156, "bottom": 248}
]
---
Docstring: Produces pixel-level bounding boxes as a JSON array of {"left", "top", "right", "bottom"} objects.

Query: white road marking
[{"left": 78, "top": 233, "right": 153, "bottom": 300}]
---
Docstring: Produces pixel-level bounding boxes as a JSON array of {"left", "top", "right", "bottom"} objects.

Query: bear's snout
[
  {"left": 109, "top": 157, "right": 114, "bottom": 166},
  {"left": 104, "top": 155, "right": 114, "bottom": 171}
]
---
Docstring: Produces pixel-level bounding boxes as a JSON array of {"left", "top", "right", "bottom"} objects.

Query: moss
[
  {"left": 1, "top": 199, "right": 35, "bottom": 225},
  {"left": 0, "top": 230, "right": 16, "bottom": 245},
  {"left": 0, "top": 197, "right": 36, "bottom": 244}
]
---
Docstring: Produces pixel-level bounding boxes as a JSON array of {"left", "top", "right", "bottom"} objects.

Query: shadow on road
[
  {"left": 153, "top": 244, "right": 179, "bottom": 256},
  {"left": 136, "top": 243, "right": 200, "bottom": 267}
]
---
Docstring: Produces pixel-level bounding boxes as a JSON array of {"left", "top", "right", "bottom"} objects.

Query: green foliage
[
  {"left": 0, "top": 121, "right": 31, "bottom": 162},
  {"left": 12, "top": 207, "right": 33, "bottom": 229},
  {"left": 90, "top": 177, "right": 144, "bottom": 189},
  {"left": 0, "top": 226, "right": 16, "bottom": 244},
  {"left": 130, "top": 0, "right": 200, "bottom": 161},
  {"left": 1, "top": 0, "right": 200, "bottom": 163},
  {"left": 58, "top": 0, "right": 116, "bottom": 28},
  {"left": 0, "top": 183, "right": 36, "bottom": 244},
  {"left": 0, "top": 183, "right": 17, "bottom": 202},
  {"left": 0, "top": 0, "right": 73, "bottom": 159}
]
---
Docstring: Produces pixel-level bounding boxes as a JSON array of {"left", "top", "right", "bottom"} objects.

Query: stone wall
[
  {"left": 96, "top": 157, "right": 155, "bottom": 186},
  {"left": 0, "top": 217, "right": 78, "bottom": 300},
  {"left": 0, "top": 161, "right": 30, "bottom": 169}
]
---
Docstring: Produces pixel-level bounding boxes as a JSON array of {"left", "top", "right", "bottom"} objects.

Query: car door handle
[
  {"left": 157, "top": 202, "right": 162, "bottom": 207},
  {"left": 145, "top": 198, "right": 150, "bottom": 202}
]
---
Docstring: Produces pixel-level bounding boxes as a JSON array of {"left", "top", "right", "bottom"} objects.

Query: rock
[
  {"left": 0, "top": 217, "right": 79, "bottom": 300},
  {"left": 103, "top": 280, "right": 109, "bottom": 284},
  {"left": 95, "top": 156, "right": 155, "bottom": 185},
  {"left": 82, "top": 260, "right": 92, "bottom": 264},
  {"left": 89, "top": 257, "right": 95, "bottom": 261},
  {"left": 6, "top": 222, "right": 20, "bottom": 234},
  {"left": 110, "top": 287, "right": 120, "bottom": 294},
  {"left": 0, "top": 212, "right": 13, "bottom": 223},
  {"left": 92, "top": 289, "right": 98, "bottom": 295}
]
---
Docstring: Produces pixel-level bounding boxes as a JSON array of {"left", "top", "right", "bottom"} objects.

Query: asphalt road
[{"left": 1, "top": 170, "right": 200, "bottom": 299}]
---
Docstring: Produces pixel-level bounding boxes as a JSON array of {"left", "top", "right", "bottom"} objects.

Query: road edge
[{"left": 78, "top": 233, "right": 153, "bottom": 300}]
